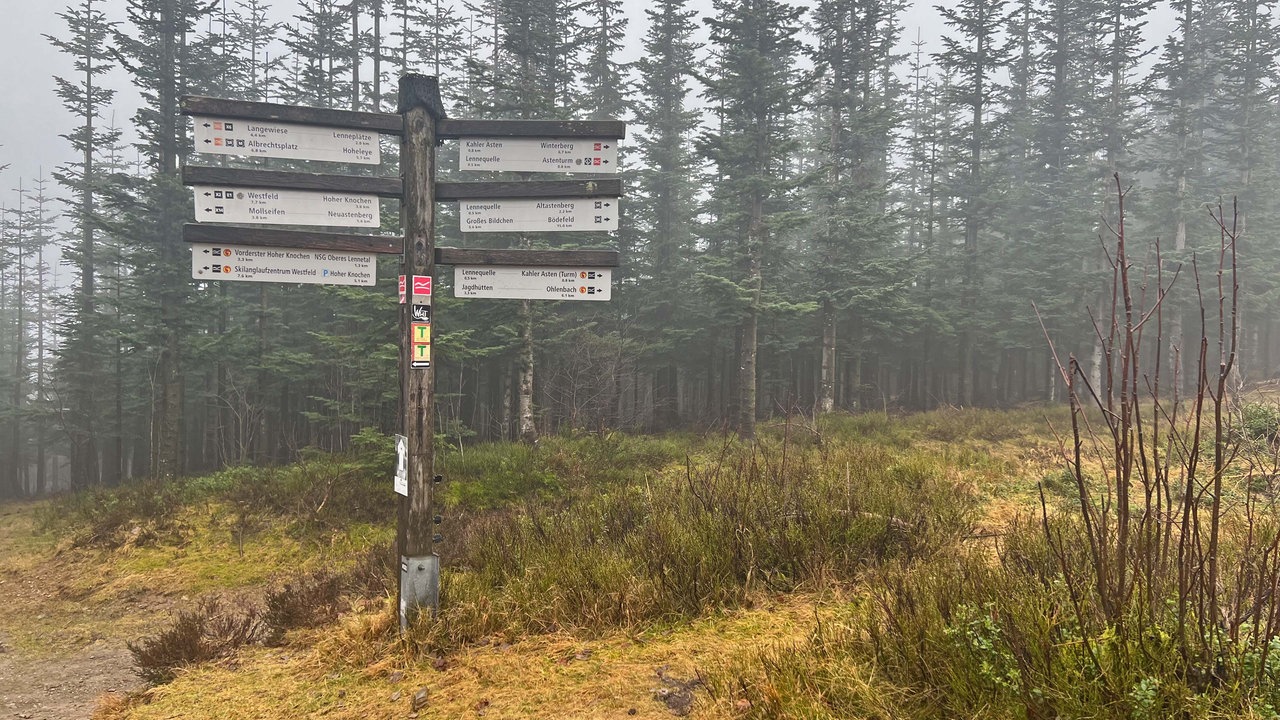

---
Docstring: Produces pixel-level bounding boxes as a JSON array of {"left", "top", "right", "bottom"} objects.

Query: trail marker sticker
[
  {"left": 190, "top": 243, "right": 376, "bottom": 286},
  {"left": 460, "top": 138, "right": 617, "bottom": 174},
  {"left": 193, "top": 116, "right": 380, "bottom": 164},
  {"left": 412, "top": 275, "right": 432, "bottom": 298},
  {"left": 460, "top": 198, "right": 618, "bottom": 233},
  {"left": 398, "top": 275, "right": 407, "bottom": 304},
  {"left": 394, "top": 435, "right": 408, "bottom": 496},
  {"left": 192, "top": 186, "right": 379, "bottom": 227},
  {"left": 410, "top": 322, "right": 432, "bottom": 368},
  {"left": 453, "top": 266, "right": 611, "bottom": 301}
]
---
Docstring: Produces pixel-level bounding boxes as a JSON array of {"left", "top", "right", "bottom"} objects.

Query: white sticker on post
[{"left": 394, "top": 434, "right": 408, "bottom": 496}]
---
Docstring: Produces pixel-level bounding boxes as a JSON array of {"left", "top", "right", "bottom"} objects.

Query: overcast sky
[{"left": 0, "top": 0, "right": 1171, "bottom": 263}]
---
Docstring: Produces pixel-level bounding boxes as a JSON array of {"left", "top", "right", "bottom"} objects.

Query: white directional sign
[
  {"left": 454, "top": 266, "right": 612, "bottom": 301},
  {"left": 191, "top": 243, "right": 377, "bottom": 286},
  {"left": 460, "top": 138, "right": 617, "bottom": 173},
  {"left": 192, "top": 186, "right": 380, "bottom": 228},
  {"left": 460, "top": 198, "right": 619, "bottom": 233},
  {"left": 192, "top": 116, "right": 380, "bottom": 164}
]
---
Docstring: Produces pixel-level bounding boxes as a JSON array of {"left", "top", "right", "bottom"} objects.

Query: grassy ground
[
  {"left": 100, "top": 593, "right": 840, "bottom": 720},
  {"left": 10, "top": 405, "right": 1192, "bottom": 719}
]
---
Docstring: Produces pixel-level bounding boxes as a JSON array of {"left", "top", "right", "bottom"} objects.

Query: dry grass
[
  {"left": 0, "top": 498, "right": 389, "bottom": 658},
  {"left": 16, "top": 404, "right": 1221, "bottom": 719},
  {"left": 96, "top": 592, "right": 833, "bottom": 720}
]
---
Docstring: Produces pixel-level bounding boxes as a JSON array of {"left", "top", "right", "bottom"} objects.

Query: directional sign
[
  {"left": 460, "top": 138, "right": 617, "bottom": 174},
  {"left": 454, "top": 266, "right": 611, "bottom": 301},
  {"left": 192, "top": 186, "right": 379, "bottom": 227},
  {"left": 192, "top": 116, "right": 380, "bottom": 164},
  {"left": 191, "top": 243, "right": 376, "bottom": 286},
  {"left": 460, "top": 198, "right": 618, "bottom": 233}
]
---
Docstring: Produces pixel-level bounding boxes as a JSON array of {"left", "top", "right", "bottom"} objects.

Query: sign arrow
[
  {"left": 203, "top": 191, "right": 212, "bottom": 197},
  {"left": 202, "top": 249, "right": 210, "bottom": 254},
  {"left": 202, "top": 122, "right": 211, "bottom": 128},
  {"left": 203, "top": 139, "right": 212, "bottom": 144}
]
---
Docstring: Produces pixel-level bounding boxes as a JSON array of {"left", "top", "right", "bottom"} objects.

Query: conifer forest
[{"left": 2, "top": 0, "right": 1278, "bottom": 494}]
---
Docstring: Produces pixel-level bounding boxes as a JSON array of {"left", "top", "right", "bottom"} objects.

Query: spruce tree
[
  {"left": 0, "top": 203, "right": 13, "bottom": 496},
  {"left": 3, "top": 189, "right": 29, "bottom": 495},
  {"left": 700, "top": 0, "right": 810, "bottom": 437},
  {"left": 631, "top": 0, "right": 701, "bottom": 428},
  {"left": 897, "top": 35, "right": 956, "bottom": 407},
  {"left": 47, "top": 0, "right": 119, "bottom": 488},
  {"left": 22, "top": 177, "right": 57, "bottom": 493},
  {"left": 1214, "top": 0, "right": 1280, "bottom": 380},
  {"left": 808, "top": 0, "right": 906, "bottom": 413},
  {"left": 576, "top": 0, "right": 628, "bottom": 121},
  {"left": 1147, "top": 0, "right": 1228, "bottom": 392},
  {"left": 934, "top": 0, "right": 1012, "bottom": 405},
  {"left": 283, "top": 0, "right": 353, "bottom": 108},
  {"left": 114, "top": 0, "right": 220, "bottom": 477}
]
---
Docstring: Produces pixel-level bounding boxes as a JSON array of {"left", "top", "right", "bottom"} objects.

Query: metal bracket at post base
[{"left": 399, "top": 554, "right": 440, "bottom": 632}]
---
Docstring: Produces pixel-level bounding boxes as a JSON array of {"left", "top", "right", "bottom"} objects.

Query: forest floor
[
  {"left": 0, "top": 498, "right": 839, "bottom": 719},
  {"left": 0, "top": 501, "right": 155, "bottom": 720},
  {"left": 0, "top": 406, "right": 1095, "bottom": 719}
]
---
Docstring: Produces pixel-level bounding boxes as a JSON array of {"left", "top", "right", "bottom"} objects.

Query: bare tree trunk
[
  {"left": 371, "top": 0, "right": 382, "bottom": 109},
  {"left": 1171, "top": 178, "right": 1186, "bottom": 396},
  {"left": 518, "top": 299, "right": 537, "bottom": 443},
  {"left": 738, "top": 191, "right": 764, "bottom": 438},
  {"left": 498, "top": 360, "right": 512, "bottom": 441},
  {"left": 36, "top": 236, "right": 47, "bottom": 494},
  {"left": 350, "top": 3, "right": 361, "bottom": 110},
  {"left": 818, "top": 298, "right": 836, "bottom": 414}
]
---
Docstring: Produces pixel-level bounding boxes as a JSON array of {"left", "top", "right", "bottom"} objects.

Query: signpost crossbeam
[
  {"left": 183, "top": 167, "right": 620, "bottom": 202},
  {"left": 183, "top": 228, "right": 622, "bottom": 268},
  {"left": 184, "top": 166, "right": 402, "bottom": 197},
  {"left": 183, "top": 224, "right": 402, "bottom": 254},
  {"left": 438, "top": 119, "right": 625, "bottom": 139},
  {"left": 435, "top": 247, "right": 620, "bottom": 268},
  {"left": 180, "top": 99, "right": 624, "bottom": 141}
]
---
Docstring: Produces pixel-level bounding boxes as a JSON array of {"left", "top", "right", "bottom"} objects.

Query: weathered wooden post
[{"left": 397, "top": 74, "right": 445, "bottom": 628}]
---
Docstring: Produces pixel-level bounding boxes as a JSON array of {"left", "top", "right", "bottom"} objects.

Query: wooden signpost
[{"left": 180, "top": 75, "right": 624, "bottom": 630}]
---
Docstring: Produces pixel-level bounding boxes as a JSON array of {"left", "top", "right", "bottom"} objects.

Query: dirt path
[
  {"left": 0, "top": 502, "right": 150, "bottom": 720},
  {"left": 0, "top": 633, "right": 139, "bottom": 720}
]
